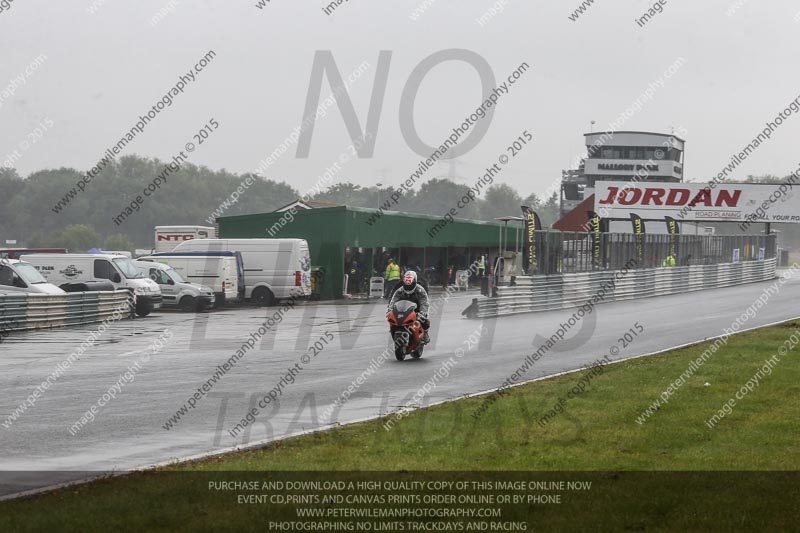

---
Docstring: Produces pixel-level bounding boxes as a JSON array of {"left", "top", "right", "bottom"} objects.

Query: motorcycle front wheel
[
  {"left": 393, "top": 331, "right": 408, "bottom": 361},
  {"left": 411, "top": 345, "right": 423, "bottom": 359}
]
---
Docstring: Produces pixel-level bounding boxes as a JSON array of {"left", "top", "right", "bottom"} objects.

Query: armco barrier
[
  {"left": 0, "top": 290, "right": 132, "bottom": 334},
  {"left": 464, "top": 259, "right": 777, "bottom": 319}
]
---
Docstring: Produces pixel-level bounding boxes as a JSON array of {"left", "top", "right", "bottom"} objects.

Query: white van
[
  {"left": 173, "top": 239, "right": 311, "bottom": 305},
  {"left": 134, "top": 261, "right": 215, "bottom": 312},
  {"left": 138, "top": 251, "right": 243, "bottom": 306},
  {"left": 101, "top": 250, "right": 132, "bottom": 258},
  {"left": 154, "top": 225, "right": 216, "bottom": 253},
  {"left": 24, "top": 254, "right": 162, "bottom": 316},
  {"left": 0, "top": 259, "right": 65, "bottom": 295}
]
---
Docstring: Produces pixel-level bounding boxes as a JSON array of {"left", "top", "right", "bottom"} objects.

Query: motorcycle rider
[{"left": 387, "top": 270, "right": 431, "bottom": 344}]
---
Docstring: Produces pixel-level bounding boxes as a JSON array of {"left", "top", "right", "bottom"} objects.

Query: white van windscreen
[
  {"left": 113, "top": 258, "right": 143, "bottom": 279},
  {"left": 15, "top": 262, "right": 48, "bottom": 284},
  {"left": 167, "top": 268, "right": 186, "bottom": 283}
]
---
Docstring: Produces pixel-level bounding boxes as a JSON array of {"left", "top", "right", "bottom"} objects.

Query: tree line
[{"left": 0, "top": 155, "right": 559, "bottom": 253}]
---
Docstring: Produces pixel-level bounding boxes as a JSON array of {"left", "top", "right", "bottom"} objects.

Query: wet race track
[{"left": 1, "top": 275, "right": 798, "bottom": 496}]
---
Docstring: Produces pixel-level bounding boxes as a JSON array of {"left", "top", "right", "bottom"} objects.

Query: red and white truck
[{"left": 153, "top": 226, "right": 216, "bottom": 253}]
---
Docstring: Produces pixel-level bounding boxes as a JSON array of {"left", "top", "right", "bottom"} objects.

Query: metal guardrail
[
  {"left": 0, "top": 290, "right": 132, "bottom": 333},
  {"left": 464, "top": 259, "right": 777, "bottom": 319}
]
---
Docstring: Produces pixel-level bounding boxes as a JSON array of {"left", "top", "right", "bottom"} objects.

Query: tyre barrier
[
  {"left": 0, "top": 290, "right": 132, "bottom": 335},
  {"left": 463, "top": 258, "right": 777, "bottom": 319}
]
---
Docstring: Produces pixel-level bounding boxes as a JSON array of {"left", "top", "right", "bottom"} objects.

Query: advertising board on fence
[{"left": 594, "top": 181, "right": 800, "bottom": 223}]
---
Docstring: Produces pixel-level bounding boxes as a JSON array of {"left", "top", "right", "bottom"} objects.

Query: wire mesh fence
[{"left": 532, "top": 231, "right": 776, "bottom": 275}]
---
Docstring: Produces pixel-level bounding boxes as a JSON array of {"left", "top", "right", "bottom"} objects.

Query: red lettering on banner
[
  {"left": 715, "top": 189, "right": 741, "bottom": 207},
  {"left": 618, "top": 188, "right": 643, "bottom": 206},
  {"left": 598, "top": 187, "right": 619, "bottom": 205},
  {"left": 689, "top": 189, "right": 713, "bottom": 207},
  {"left": 641, "top": 188, "right": 666, "bottom": 205},
  {"left": 596, "top": 184, "right": 748, "bottom": 211},
  {"left": 665, "top": 189, "right": 690, "bottom": 206}
]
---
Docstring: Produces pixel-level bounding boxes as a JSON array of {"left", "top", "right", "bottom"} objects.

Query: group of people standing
[
  {"left": 345, "top": 252, "right": 491, "bottom": 297},
  {"left": 345, "top": 254, "right": 401, "bottom": 297},
  {"left": 345, "top": 253, "right": 415, "bottom": 297}
]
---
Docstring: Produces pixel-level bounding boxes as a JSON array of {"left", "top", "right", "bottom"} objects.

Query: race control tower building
[{"left": 556, "top": 130, "right": 686, "bottom": 232}]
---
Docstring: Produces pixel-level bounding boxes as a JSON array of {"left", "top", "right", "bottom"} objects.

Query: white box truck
[
  {"left": 138, "top": 251, "right": 243, "bottom": 306},
  {"left": 154, "top": 226, "right": 216, "bottom": 253},
  {"left": 172, "top": 238, "right": 311, "bottom": 305},
  {"left": 24, "top": 254, "right": 162, "bottom": 316},
  {"left": 0, "top": 258, "right": 65, "bottom": 295},
  {"left": 134, "top": 260, "right": 215, "bottom": 312}
]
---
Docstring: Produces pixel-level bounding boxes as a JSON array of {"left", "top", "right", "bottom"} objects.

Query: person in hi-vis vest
[{"left": 384, "top": 258, "right": 400, "bottom": 298}]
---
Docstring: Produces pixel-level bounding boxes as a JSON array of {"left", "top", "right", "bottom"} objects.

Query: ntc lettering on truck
[
  {"left": 134, "top": 261, "right": 215, "bottom": 312},
  {"left": 138, "top": 252, "right": 243, "bottom": 307},
  {"left": 172, "top": 238, "right": 312, "bottom": 306},
  {"left": 154, "top": 225, "right": 215, "bottom": 253},
  {"left": 23, "top": 254, "right": 162, "bottom": 317}
]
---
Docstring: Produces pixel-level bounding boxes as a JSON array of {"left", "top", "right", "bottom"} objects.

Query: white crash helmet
[{"left": 401, "top": 271, "right": 418, "bottom": 294}]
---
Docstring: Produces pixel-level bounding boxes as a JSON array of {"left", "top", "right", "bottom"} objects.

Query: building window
[{"left": 590, "top": 145, "right": 680, "bottom": 160}]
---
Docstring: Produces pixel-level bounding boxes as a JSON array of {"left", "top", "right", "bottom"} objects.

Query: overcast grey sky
[{"left": 2, "top": 0, "right": 799, "bottom": 198}]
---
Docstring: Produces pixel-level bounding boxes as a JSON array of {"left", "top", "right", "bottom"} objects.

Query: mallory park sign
[{"left": 594, "top": 180, "right": 800, "bottom": 223}]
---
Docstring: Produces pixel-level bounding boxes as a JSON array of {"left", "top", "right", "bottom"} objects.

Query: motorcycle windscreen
[{"left": 392, "top": 300, "right": 417, "bottom": 314}]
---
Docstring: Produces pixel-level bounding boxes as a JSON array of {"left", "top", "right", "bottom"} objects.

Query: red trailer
[{"left": 0, "top": 248, "right": 67, "bottom": 259}]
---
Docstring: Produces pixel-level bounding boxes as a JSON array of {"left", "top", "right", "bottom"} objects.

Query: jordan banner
[
  {"left": 521, "top": 205, "right": 541, "bottom": 274},
  {"left": 594, "top": 180, "right": 800, "bottom": 224}
]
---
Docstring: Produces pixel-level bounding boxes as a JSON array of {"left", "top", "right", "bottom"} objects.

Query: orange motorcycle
[{"left": 387, "top": 300, "right": 424, "bottom": 361}]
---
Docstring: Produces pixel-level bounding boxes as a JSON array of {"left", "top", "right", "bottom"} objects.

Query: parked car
[
  {"left": 0, "top": 259, "right": 65, "bottom": 295},
  {"left": 134, "top": 260, "right": 215, "bottom": 311},
  {"left": 23, "top": 254, "right": 161, "bottom": 316},
  {"left": 138, "top": 251, "right": 243, "bottom": 307},
  {"left": 173, "top": 238, "right": 311, "bottom": 305}
]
